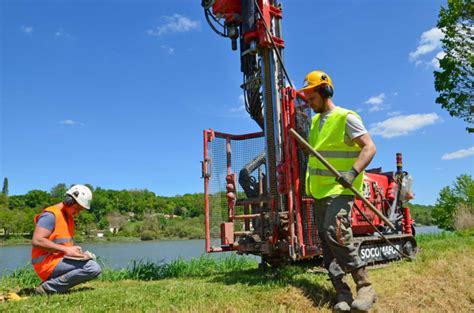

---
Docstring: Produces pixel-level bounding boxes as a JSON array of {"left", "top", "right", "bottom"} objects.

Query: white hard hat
[{"left": 66, "top": 184, "right": 92, "bottom": 210}]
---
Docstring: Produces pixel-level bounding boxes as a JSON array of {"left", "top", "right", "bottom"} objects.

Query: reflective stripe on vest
[
  {"left": 306, "top": 107, "right": 364, "bottom": 199},
  {"left": 309, "top": 168, "right": 334, "bottom": 177},
  {"left": 32, "top": 254, "right": 49, "bottom": 265},
  {"left": 31, "top": 205, "right": 75, "bottom": 281},
  {"left": 52, "top": 237, "right": 74, "bottom": 244},
  {"left": 318, "top": 150, "right": 360, "bottom": 158}
]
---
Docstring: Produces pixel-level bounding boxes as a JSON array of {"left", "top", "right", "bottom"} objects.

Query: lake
[{"left": 0, "top": 226, "right": 443, "bottom": 274}]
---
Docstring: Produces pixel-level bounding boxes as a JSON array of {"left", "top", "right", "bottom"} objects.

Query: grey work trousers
[
  {"left": 41, "top": 258, "right": 102, "bottom": 293},
  {"left": 315, "top": 195, "right": 365, "bottom": 278}
]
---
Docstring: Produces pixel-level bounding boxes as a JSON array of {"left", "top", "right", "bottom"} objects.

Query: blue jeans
[{"left": 41, "top": 258, "right": 102, "bottom": 293}]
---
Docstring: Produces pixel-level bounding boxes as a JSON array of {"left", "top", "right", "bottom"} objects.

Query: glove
[{"left": 336, "top": 167, "right": 359, "bottom": 189}]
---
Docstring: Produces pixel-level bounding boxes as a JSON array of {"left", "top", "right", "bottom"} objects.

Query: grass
[{"left": 1, "top": 229, "right": 473, "bottom": 312}]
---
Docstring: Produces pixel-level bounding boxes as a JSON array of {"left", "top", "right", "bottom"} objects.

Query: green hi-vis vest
[{"left": 305, "top": 107, "right": 364, "bottom": 199}]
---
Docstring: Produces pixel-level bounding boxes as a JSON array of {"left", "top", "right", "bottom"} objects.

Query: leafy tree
[
  {"left": 0, "top": 207, "right": 35, "bottom": 237},
  {"left": 3, "top": 183, "right": 208, "bottom": 240},
  {"left": 2, "top": 177, "right": 8, "bottom": 196},
  {"left": 173, "top": 206, "right": 188, "bottom": 217},
  {"left": 434, "top": 0, "right": 474, "bottom": 132},
  {"left": 24, "top": 190, "right": 52, "bottom": 209},
  {"left": 433, "top": 174, "right": 474, "bottom": 229},
  {"left": 50, "top": 183, "right": 67, "bottom": 202},
  {"left": 0, "top": 193, "right": 8, "bottom": 210},
  {"left": 90, "top": 188, "right": 114, "bottom": 221},
  {"left": 98, "top": 216, "right": 109, "bottom": 230},
  {"left": 8, "top": 195, "right": 26, "bottom": 210},
  {"left": 76, "top": 210, "right": 97, "bottom": 235},
  {"left": 408, "top": 203, "right": 435, "bottom": 225}
]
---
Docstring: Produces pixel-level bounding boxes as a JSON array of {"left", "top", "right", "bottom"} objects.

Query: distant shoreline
[{"left": 0, "top": 235, "right": 203, "bottom": 247}]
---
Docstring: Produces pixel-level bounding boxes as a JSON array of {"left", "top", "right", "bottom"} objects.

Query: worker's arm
[
  {"left": 32, "top": 226, "right": 84, "bottom": 257},
  {"left": 336, "top": 133, "right": 376, "bottom": 188},
  {"left": 352, "top": 133, "right": 376, "bottom": 173}
]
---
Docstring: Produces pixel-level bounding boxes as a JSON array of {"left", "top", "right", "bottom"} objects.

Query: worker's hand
[
  {"left": 63, "top": 246, "right": 84, "bottom": 257},
  {"left": 300, "top": 145, "right": 311, "bottom": 156},
  {"left": 336, "top": 167, "right": 359, "bottom": 189}
]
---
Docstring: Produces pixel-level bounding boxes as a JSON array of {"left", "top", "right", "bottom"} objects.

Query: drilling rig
[{"left": 200, "top": 0, "right": 417, "bottom": 266}]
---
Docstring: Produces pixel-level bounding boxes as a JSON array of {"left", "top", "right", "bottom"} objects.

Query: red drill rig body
[{"left": 201, "top": 0, "right": 417, "bottom": 266}]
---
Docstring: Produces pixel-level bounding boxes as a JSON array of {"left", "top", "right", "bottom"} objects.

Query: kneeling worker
[{"left": 32, "top": 184, "right": 101, "bottom": 294}]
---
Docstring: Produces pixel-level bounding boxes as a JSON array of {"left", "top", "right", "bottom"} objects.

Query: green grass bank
[{"left": 1, "top": 228, "right": 473, "bottom": 312}]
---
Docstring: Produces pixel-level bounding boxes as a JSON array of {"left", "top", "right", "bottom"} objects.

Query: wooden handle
[{"left": 289, "top": 128, "right": 395, "bottom": 230}]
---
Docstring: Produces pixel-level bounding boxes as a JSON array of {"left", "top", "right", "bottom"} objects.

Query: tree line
[
  {"left": 0, "top": 181, "right": 204, "bottom": 240},
  {"left": 0, "top": 174, "right": 472, "bottom": 240}
]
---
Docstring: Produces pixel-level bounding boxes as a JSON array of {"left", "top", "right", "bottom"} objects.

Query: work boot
[
  {"left": 350, "top": 267, "right": 377, "bottom": 312},
  {"left": 330, "top": 275, "right": 353, "bottom": 312},
  {"left": 34, "top": 284, "right": 50, "bottom": 296}
]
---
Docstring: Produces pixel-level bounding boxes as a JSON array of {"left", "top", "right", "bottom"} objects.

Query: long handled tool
[{"left": 289, "top": 128, "right": 396, "bottom": 230}]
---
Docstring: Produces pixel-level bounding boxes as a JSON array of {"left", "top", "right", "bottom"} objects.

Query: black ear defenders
[
  {"left": 316, "top": 84, "right": 334, "bottom": 98},
  {"left": 317, "top": 74, "right": 334, "bottom": 98},
  {"left": 64, "top": 194, "right": 76, "bottom": 206},
  {"left": 320, "top": 85, "right": 334, "bottom": 98}
]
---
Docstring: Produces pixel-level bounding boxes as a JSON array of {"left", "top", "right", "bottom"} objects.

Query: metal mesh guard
[{"left": 207, "top": 133, "right": 266, "bottom": 238}]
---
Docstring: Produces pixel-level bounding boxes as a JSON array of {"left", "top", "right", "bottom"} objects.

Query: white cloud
[
  {"left": 369, "top": 113, "right": 440, "bottom": 138},
  {"left": 146, "top": 14, "right": 199, "bottom": 36},
  {"left": 60, "top": 119, "right": 76, "bottom": 125},
  {"left": 161, "top": 45, "right": 175, "bottom": 54},
  {"left": 430, "top": 51, "right": 446, "bottom": 69},
  {"left": 60, "top": 119, "right": 84, "bottom": 126},
  {"left": 387, "top": 111, "right": 401, "bottom": 117},
  {"left": 441, "top": 147, "right": 474, "bottom": 160},
  {"left": 364, "top": 93, "right": 389, "bottom": 112},
  {"left": 21, "top": 25, "right": 33, "bottom": 34},
  {"left": 230, "top": 95, "right": 246, "bottom": 113},
  {"left": 369, "top": 105, "right": 389, "bottom": 113},
  {"left": 365, "top": 93, "right": 385, "bottom": 105},
  {"left": 55, "top": 29, "right": 72, "bottom": 38},
  {"left": 409, "top": 27, "right": 444, "bottom": 61}
]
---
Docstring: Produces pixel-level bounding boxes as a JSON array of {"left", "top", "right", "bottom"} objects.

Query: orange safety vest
[{"left": 31, "top": 205, "right": 75, "bottom": 281}]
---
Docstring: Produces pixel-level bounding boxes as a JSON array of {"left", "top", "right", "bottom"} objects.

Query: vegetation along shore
[{"left": 1, "top": 228, "right": 473, "bottom": 312}]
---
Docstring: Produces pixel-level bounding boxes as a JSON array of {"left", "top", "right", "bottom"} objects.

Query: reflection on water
[{"left": 0, "top": 225, "right": 443, "bottom": 273}]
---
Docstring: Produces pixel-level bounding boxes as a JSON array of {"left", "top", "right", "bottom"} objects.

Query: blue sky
[{"left": 1, "top": 0, "right": 472, "bottom": 205}]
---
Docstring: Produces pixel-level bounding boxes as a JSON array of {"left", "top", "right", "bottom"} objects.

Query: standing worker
[
  {"left": 31, "top": 184, "right": 102, "bottom": 294},
  {"left": 300, "top": 70, "right": 377, "bottom": 312}
]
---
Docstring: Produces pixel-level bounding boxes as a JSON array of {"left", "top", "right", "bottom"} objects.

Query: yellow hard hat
[{"left": 299, "top": 70, "right": 334, "bottom": 93}]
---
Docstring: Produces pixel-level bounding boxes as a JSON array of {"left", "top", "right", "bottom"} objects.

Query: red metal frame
[
  {"left": 204, "top": 90, "right": 413, "bottom": 259},
  {"left": 202, "top": 0, "right": 417, "bottom": 263},
  {"left": 242, "top": 0, "right": 285, "bottom": 48},
  {"left": 203, "top": 130, "right": 213, "bottom": 253},
  {"left": 213, "top": 131, "right": 264, "bottom": 140},
  {"left": 203, "top": 129, "right": 265, "bottom": 253},
  {"left": 280, "top": 87, "right": 295, "bottom": 257},
  {"left": 287, "top": 87, "right": 306, "bottom": 256},
  {"left": 212, "top": 0, "right": 241, "bottom": 24},
  {"left": 403, "top": 207, "right": 413, "bottom": 234}
]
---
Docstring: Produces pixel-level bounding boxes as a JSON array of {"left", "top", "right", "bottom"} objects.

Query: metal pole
[{"left": 289, "top": 128, "right": 396, "bottom": 231}]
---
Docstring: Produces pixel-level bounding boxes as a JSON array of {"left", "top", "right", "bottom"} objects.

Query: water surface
[{"left": 0, "top": 225, "right": 443, "bottom": 273}]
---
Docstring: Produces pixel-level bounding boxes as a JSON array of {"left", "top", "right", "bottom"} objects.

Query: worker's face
[{"left": 304, "top": 89, "right": 324, "bottom": 113}]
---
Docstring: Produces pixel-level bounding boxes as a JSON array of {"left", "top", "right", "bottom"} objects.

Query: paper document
[{"left": 64, "top": 251, "right": 96, "bottom": 261}]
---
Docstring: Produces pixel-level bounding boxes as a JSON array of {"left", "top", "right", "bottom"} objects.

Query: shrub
[
  {"left": 453, "top": 203, "right": 474, "bottom": 230},
  {"left": 140, "top": 230, "right": 157, "bottom": 241}
]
